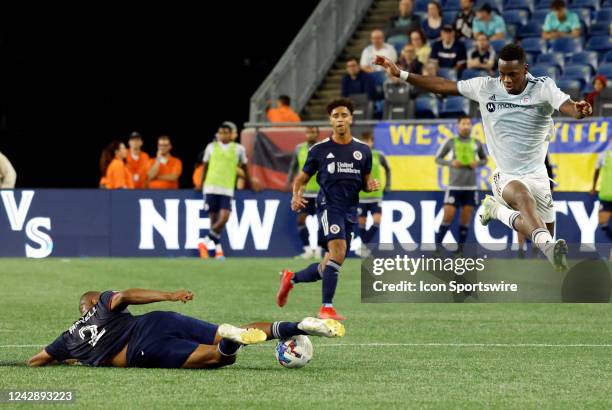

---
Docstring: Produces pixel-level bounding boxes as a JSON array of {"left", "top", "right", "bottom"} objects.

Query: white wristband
[{"left": 399, "top": 70, "right": 410, "bottom": 81}]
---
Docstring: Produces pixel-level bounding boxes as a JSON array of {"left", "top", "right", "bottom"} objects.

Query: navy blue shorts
[
  {"left": 318, "top": 209, "right": 354, "bottom": 255},
  {"left": 600, "top": 200, "right": 612, "bottom": 212},
  {"left": 126, "top": 311, "right": 218, "bottom": 369},
  {"left": 205, "top": 194, "right": 232, "bottom": 213},
  {"left": 443, "top": 190, "right": 480, "bottom": 208},
  {"left": 299, "top": 197, "right": 318, "bottom": 216},
  {"left": 357, "top": 201, "right": 382, "bottom": 217}
]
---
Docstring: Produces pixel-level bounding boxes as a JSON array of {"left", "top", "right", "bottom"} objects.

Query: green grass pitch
[{"left": 2, "top": 258, "right": 612, "bottom": 408}]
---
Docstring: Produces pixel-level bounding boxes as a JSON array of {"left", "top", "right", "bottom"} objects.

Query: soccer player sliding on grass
[
  {"left": 28, "top": 288, "right": 344, "bottom": 369},
  {"left": 276, "top": 98, "right": 380, "bottom": 320},
  {"left": 375, "top": 44, "right": 592, "bottom": 271}
]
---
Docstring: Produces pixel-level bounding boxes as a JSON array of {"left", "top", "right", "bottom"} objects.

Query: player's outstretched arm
[
  {"left": 28, "top": 349, "right": 56, "bottom": 367},
  {"left": 559, "top": 99, "right": 593, "bottom": 119},
  {"left": 110, "top": 289, "right": 193, "bottom": 310},
  {"left": 291, "top": 171, "right": 310, "bottom": 211},
  {"left": 374, "top": 55, "right": 460, "bottom": 96}
]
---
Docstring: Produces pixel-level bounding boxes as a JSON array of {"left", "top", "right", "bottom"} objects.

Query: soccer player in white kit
[{"left": 375, "top": 44, "right": 592, "bottom": 270}]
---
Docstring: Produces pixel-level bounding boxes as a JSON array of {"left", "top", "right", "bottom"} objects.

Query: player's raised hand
[
  {"left": 374, "top": 55, "right": 401, "bottom": 78},
  {"left": 171, "top": 290, "right": 193, "bottom": 303},
  {"left": 367, "top": 178, "right": 381, "bottom": 192},
  {"left": 575, "top": 100, "right": 593, "bottom": 118}
]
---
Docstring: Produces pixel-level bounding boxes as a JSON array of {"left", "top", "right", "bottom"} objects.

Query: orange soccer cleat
[
  {"left": 276, "top": 269, "right": 294, "bottom": 307},
  {"left": 318, "top": 306, "right": 345, "bottom": 321},
  {"left": 198, "top": 242, "right": 209, "bottom": 259}
]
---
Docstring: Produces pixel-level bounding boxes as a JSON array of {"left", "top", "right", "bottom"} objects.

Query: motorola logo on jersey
[
  {"left": 486, "top": 102, "right": 495, "bottom": 112},
  {"left": 486, "top": 102, "right": 521, "bottom": 113}
]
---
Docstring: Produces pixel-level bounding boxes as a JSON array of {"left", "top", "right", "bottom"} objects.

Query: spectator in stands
[
  {"left": 454, "top": 0, "right": 475, "bottom": 40},
  {"left": 360, "top": 29, "right": 398, "bottom": 72},
  {"left": 267, "top": 95, "right": 301, "bottom": 123},
  {"left": 146, "top": 135, "right": 182, "bottom": 189},
  {"left": 387, "top": 0, "right": 421, "bottom": 36},
  {"left": 467, "top": 33, "right": 496, "bottom": 74},
  {"left": 342, "top": 57, "right": 377, "bottom": 100},
  {"left": 99, "top": 141, "right": 133, "bottom": 189},
  {"left": 423, "top": 61, "right": 439, "bottom": 77},
  {"left": 422, "top": 1, "right": 443, "bottom": 41},
  {"left": 430, "top": 25, "right": 467, "bottom": 70},
  {"left": 585, "top": 75, "right": 608, "bottom": 107},
  {"left": 473, "top": 3, "right": 506, "bottom": 40},
  {"left": 0, "top": 150, "right": 16, "bottom": 188},
  {"left": 409, "top": 29, "right": 431, "bottom": 64},
  {"left": 542, "top": 0, "right": 581, "bottom": 40},
  {"left": 398, "top": 44, "right": 424, "bottom": 74},
  {"left": 125, "top": 131, "right": 150, "bottom": 189}
]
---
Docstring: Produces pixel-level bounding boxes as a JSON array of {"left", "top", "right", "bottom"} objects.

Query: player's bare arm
[
  {"left": 291, "top": 171, "right": 310, "bottom": 211},
  {"left": 559, "top": 99, "right": 593, "bottom": 119},
  {"left": 374, "top": 55, "right": 460, "bottom": 96},
  {"left": 200, "top": 162, "right": 208, "bottom": 188},
  {"left": 110, "top": 288, "right": 193, "bottom": 310},
  {"left": 363, "top": 173, "right": 380, "bottom": 193}
]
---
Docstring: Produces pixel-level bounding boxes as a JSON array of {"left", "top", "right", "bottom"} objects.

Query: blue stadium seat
[
  {"left": 587, "top": 36, "right": 612, "bottom": 52},
  {"left": 444, "top": 0, "right": 461, "bottom": 8},
  {"left": 531, "top": 9, "right": 550, "bottom": 23},
  {"left": 521, "top": 37, "right": 547, "bottom": 55},
  {"left": 461, "top": 68, "right": 488, "bottom": 80},
  {"left": 535, "top": 0, "right": 553, "bottom": 9},
  {"left": 562, "top": 63, "right": 592, "bottom": 87},
  {"left": 440, "top": 96, "right": 470, "bottom": 118},
  {"left": 389, "top": 36, "right": 409, "bottom": 55},
  {"left": 518, "top": 21, "right": 543, "bottom": 37},
  {"left": 462, "top": 38, "right": 474, "bottom": 52},
  {"left": 603, "top": 50, "right": 612, "bottom": 63},
  {"left": 505, "top": 9, "right": 530, "bottom": 26},
  {"left": 490, "top": 39, "right": 509, "bottom": 53},
  {"left": 550, "top": 37, "right": 583, "bottom": 54},
  {"left": 556, "top": 79, "right": 584, "bottom": 100},
  {"left": 438, "top": 67, "right": 458, "bottom": 81},
  {"left": 598, "top": 63, "right": 612, "bottom": 79},
  {"left": 594, "top": 8, "right": 612, "bottom": 24},
  {"left": 589, "top": 22, "right": 611, "bottom": 36},
  {"left": 603, "top": 0, "right": 612, "bottom": 8},
  {"left": 570, "top": 0, "right": 600, "bottom": 12},
  {"left": 569, "top": 7, "right": 591, "bottom": 26},
  {"left": 443, "top": 11, "right": 457, "bottom": 25},
  {"left": 536, "top": 52, "right": 565, "bottom": 71},
  {"left": 415, "top": 95, "right": 439, "bottom": 118},
  {"left": 415, "top": 0, "right": 430, "bottom": 13},
  {"left": 530, "top": 64, "right": 559, "bottom": 79},
  {"left": 505, "top": 0, "right": 534, "bottom": 13},
  {"left": 568, "top": 51, "right": 598, "bottom": 72},
  {"left": 477, "top": 0, "right": 504, "bottom": 13}
]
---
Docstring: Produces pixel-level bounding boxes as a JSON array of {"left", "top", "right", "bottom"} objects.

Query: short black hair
[
  {"left": 551, "top": 0, "right": 566, "bottom": 9},
  {"left": 346, "top": 56, "right": 359, "bottom": 64},
  {"left": 278, "top": 95, "right": 291, "bottom": 106},
  {"left": 498, "top": 44, "right": 526, "bottom": 65},
  {"left": 478, "top": 3, "right": 492, "bottom": 13},
  {"left": 326, "top": 98, "right": 355, "bottom": 115},
  {"left": 458, "top": 115, "right": 472, "bottom": 123},
  {"left": 218, "top": 124, "right": 232, "bottom": 132}
]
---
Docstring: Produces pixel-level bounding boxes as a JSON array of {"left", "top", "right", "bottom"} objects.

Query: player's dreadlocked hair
[
  {"left": 498, "top": 44, "right": 526, "bottom": 65},
  {"left": 326, "top": 98, "right": 355, "bottom": 115}
]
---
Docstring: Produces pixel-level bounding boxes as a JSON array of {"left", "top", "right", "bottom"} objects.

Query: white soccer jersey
[{"left": 457, "top": 74, "right": 570, "bottom": 175}]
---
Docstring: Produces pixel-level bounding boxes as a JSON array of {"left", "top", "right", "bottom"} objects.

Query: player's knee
[
  {"left": 328, "top": 243, "right": 346, "bottom": 264},
  {"left": 513, "top": 191, "right": 536, "bottom": 210}
]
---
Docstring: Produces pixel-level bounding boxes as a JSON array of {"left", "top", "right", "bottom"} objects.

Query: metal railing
[{"left": 248, "top": 0, "right": 374, "bottom": 123}]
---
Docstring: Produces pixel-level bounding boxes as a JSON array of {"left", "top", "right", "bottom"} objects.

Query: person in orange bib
[
  {"left": 100, "top": 141, "right": 134, "bottom": 189},
  {"left": 126, "top": 131, "right": 150, "bottom": 189},
  {"left": 146, "top": 135, "right": 182, "bottom": 189}
]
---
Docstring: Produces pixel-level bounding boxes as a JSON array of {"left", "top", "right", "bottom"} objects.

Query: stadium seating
[
  {"left": 531, "top": 9, "right": 550, "bottom": 23},
  {"left": 594, "top": 8, "right": 612, "bottom": 23},
  {"left": 461, "top": 68, "right": 488, "bottom": 80},
  {"left": 589, "top": 22, "right": 611, "bottom": 35},
  {"left": 518, "top": 21, "right": 543, "bottom": 37},
  {"left": 594, "top": 86, "right": 612, "bottom": 116},
  {"left": 556, "top": 79, "right": 583, "bottom": 100},
  {"left": 444, "top": 0, "right": 462, "bottom": 10},
  {"left": 383, "top": 82, "right": 413, "bottom": 120},
  {"left": 490, "top": 39, "right": 510, "bottom": 53},
  {"left": 562, "top": 63, "right": 592, "bottom": 86},
  {"left": 415, "top": 0, "right": 430, "bottom": 13},
  {"left": 349, "top": 94, "right": 374, "bottom": 120},
  {"left": 603, "top": 50, "right": 612, "bottom": 63},
  {"left": 505, "top": 0, "right": 535, "bottom": 13},
  {"left": 569, "top": 7, "right": 592, "bottom": 26},
  {"left": 443, "top": 11, "right": 457, "bottom": 25},
  {"left": 531, "top": 64, "right": 559, "bottom": 79},
  {"left": 521, "top": 37, "right": 547, "bottom": 55},
  {"left": 568, "top": 51, "right": 599, "bottom": 72},
  {"left": 477, "top": 0, "right": 504, "bottom": 13},
  {"left": 598, "top": 63, "right": 612, "bottom": 78},
  {"left": 438, "top": 67, "right": 458, "bottom": 81},
  {"left": 415, "top": 95, "right": 439, "bottom": 118},
  {"left": 587, "top": 36, "right": 612, "bottom": 52},
  {"left": 571, "top": 0, "right": 600, "bottom": 11},
  {"left": 536, "top": 52, "right": 565, "bottom": 71},
  {"left": 535, "top": 0, "right": 553, "bottom": 9},
  {"left": 550, "top": 37, "right": 583, "bottom": 54},
  {"left": 505, "top": 9, "right": 530, "bottom": 26},
  {"left": 462, "top": 38, "right": 474, "bottom": 52},
  {"left": 440, "top": 96, "right": 470, "bottom": 117}
]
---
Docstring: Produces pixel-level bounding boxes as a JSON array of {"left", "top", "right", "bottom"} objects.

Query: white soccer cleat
[
  {"left": 480, "top": 195, "right": 498, "bottom": 226},
  {"left": 295, "top": 247, "right": 314, "bottom": 259},
  {"left": 217, "top": 324, "right": 267, "bottom": 345},
  {"left": 297, "top": 317, "right": 345, "bottom": 338}
]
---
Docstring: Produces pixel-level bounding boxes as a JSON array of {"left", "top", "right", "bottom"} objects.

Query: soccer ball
[{"left": 275, "top": 335, "right": 313, "bottom": 368}]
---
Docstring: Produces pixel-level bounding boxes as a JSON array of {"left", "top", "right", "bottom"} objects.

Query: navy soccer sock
[
  {"left": 298, "top": 225, "right": 309, "bottom": 247},
  {"left": 601, "top": 223, "right": 612, "bottom": 241},
  {"left": 435, "top": 224, "right": 451, "bottom": 244},
  {"left": 359, "top": 225, "right": 366, "bottom": 241},
  {"left": 271, "top": 322, "right": 308, "bottom": 339},
  {"left": 322, "top": 259, "right": 341, "bottom": 305},
  {"left": 207, "top": 230, "right": 221, "bottom": 245},
  {"left": 364, "top": 224, "right": 380, "bottom": 244},
  {"left": 458, "top": 225, "right": 469, "bottom": 244},
  {"left": 218, "top": 338, "right": 240, "bottom": 356},
  {"left": 293, "top": 263, "right": 321, "bottom": 283}
]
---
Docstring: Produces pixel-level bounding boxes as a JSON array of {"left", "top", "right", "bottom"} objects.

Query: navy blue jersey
[
  {"left": 302, "top": 137, "right": 372, "bottom": 222},
  {"left": 45, "top": 291, "right": 136, "bottom": 366}
]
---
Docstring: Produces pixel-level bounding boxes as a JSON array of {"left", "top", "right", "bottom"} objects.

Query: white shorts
[{"left": 491, "top": 168, "right": 555, "bottom": 224}]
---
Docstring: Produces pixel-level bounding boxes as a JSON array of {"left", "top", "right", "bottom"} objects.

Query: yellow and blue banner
[{"left": 374, "top": 118, "right": 611, "bottom": 191}]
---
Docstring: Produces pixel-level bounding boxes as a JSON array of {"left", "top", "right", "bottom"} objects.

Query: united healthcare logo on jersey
[{"left": 0, "top": 191, "right": 53, "bottom": 258}]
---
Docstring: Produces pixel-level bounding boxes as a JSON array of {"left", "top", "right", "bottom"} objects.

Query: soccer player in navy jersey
[
  {"left": 276, "top": 98, "right": 380, "bottom": 320},
  {"left": 28, "top": 288, "right": 344, "bottom": 368}
]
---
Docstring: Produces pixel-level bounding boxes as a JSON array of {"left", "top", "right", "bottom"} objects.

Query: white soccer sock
[
  {"left": 531, "top": 228, "right": 555, "bottom": 263},
  {"left": 493, "top": 203, "right": 521, "bottom": 231}
]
